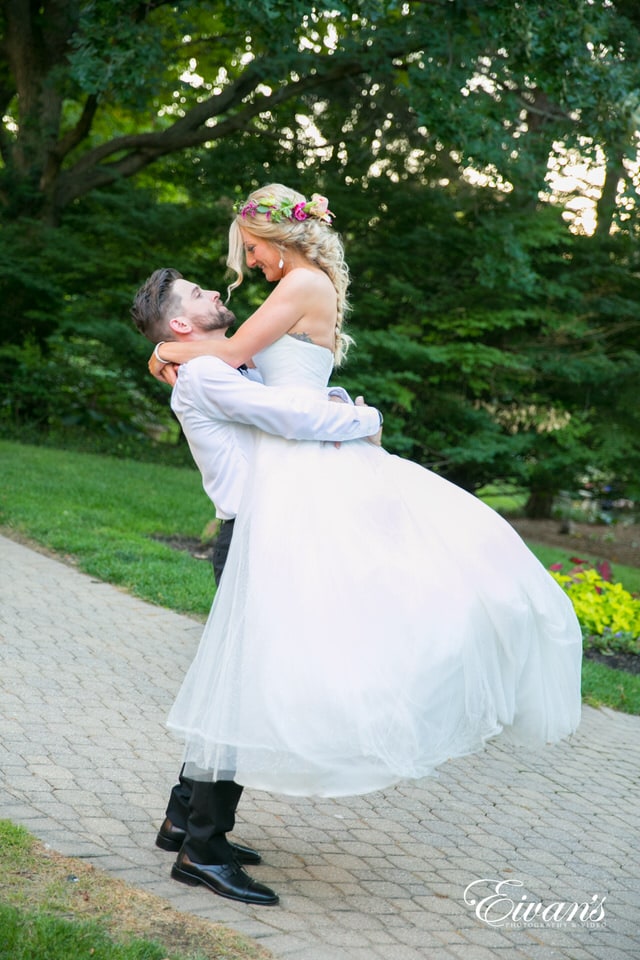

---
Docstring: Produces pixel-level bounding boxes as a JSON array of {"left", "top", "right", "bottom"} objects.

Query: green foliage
[
  {"left": 0, "top": 335, "right": 176, "bottom": 457},
  {"left": 0, "top": 180, "right": 230, "bottom": 348},
  {"left": 336, "top": 176, "right": 640, "bottom": 495},
  {"left": 1, "top": 0, "right": 640, "bottom": 503},
  {"left": 550, "top": 559, "right": 640, "bottom": 655},
  {"left": 405, "top": 0, "right": 640, "bottom": 191},
  {"left": 67, "top": 1, "right": 168, "bottom": 102}
]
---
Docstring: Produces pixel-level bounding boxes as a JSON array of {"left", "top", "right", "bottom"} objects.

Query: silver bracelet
[{"left": 153, "top": 341, "right": 169, "bottom": 365}]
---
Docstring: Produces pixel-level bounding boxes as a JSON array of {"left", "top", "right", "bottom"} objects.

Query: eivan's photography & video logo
[{"left": 463, "top": 877, "right": 607, "bottom": 929}]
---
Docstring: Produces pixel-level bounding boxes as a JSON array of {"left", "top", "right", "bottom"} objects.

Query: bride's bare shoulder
[{"left": 282, "top": 266, "right": 333, "bottom": 291}]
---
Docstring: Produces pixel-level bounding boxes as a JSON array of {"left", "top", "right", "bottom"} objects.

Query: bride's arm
[{"left": 149, "top": 272, "right": 312, "bottom": 381}]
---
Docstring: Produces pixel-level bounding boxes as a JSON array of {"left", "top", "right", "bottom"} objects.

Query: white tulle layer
[{"left": 168, "top": 436, "right": 582, "bottom": 797}]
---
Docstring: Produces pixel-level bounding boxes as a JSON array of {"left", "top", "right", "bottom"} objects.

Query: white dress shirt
[{"left": 171, "top": 355, "right": 381, "bottom": 519}]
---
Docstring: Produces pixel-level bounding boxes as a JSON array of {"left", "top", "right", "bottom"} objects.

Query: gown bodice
[{"left": 253, "top": 335, "right": 334, "bottom": 391}]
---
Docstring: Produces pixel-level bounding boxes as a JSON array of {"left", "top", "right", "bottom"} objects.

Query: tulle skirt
[{"left": 168, "top": 435, "right": 582, "bottom": 797}]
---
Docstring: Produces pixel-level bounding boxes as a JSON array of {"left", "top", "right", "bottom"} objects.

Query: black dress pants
[
  {"left": 211, "top": 517, "right": 235, "bottom": 585},
  {"left": 164, "top": 518, "right": 241, "bottom": 864},
  {"left": 165, "top": 772, "right": 244, "bottom": 864}
]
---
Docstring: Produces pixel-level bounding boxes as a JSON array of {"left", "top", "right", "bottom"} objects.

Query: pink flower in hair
[
  {"left": 309, "top": 194, "right": 329, "bottom": 215},
  {"left": 240, "top": 200, "right": 258, "bottom": 218},
  {"left": 307, "top": 193, "right": 334, "bottom": 222},
  {"left": 292, "top": 203, "right": 309, "bottom": 221}
]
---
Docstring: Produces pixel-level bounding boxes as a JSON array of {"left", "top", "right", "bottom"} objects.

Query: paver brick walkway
[{"left": 1, "top": 533, "right": 638, "bottom": 959}]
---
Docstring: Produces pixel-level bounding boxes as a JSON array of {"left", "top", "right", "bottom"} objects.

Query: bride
[{"left": 149, "top": 183, "right": 583, "bottom": 798}]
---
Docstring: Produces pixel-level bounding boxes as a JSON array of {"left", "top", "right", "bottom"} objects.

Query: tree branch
[
  {"left": 54, "top": 56, "right": 364, "bottom": 208},
  {"left": 66, "top": 60, "right": 266, "bottom": 177},
  {"left": 595, "top": 145, "right": 626, "bottom": 238},
  {"left": 53, "top": 94, "right": 99, "bottom": 159},
  {"left": 516, "top": 88, "right": 571, "bottom": 127}
]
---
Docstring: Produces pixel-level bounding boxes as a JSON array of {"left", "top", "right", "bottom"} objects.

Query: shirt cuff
[{"left": 327, "top": 386, "right": 352, "bottom": 403}]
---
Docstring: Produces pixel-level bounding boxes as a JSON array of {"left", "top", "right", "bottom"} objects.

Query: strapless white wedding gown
[{"left": 168, "top": 335, "right": 582, "bottom": 797}]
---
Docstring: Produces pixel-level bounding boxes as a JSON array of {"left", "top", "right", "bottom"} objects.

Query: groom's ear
[{"left": 168, "top": 315, "right": 193, "bottom": 335}]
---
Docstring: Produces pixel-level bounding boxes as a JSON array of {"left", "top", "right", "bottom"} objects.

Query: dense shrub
[
  {"left": 0, "top": 335, "right": 189, "bottom": 463},
  {"left": 550, "top": 558, "right": 640, "bottom": 655}
]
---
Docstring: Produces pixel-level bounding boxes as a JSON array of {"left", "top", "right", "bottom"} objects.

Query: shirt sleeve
[
  {"left": 176, "top": 356, "right": 382, "bottom": 442},
  {"left": 327, "top": 386, "right": 352, "bottom": 403}
]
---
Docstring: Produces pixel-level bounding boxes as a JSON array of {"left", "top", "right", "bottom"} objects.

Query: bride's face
[{"left": 240, "top": 229, "right": 282, "bottom": 282}]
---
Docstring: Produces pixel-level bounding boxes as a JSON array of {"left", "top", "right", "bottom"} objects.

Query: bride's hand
[{"left": 148, "top": 345, "right": 179, "bottom": 386}]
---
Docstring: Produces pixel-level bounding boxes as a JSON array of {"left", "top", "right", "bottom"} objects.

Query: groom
[{"left": 131, "top": 268, "right": 382, "bottom": 905}]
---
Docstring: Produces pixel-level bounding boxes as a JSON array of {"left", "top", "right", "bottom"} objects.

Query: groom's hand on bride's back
[
  {"left": 328, "top": 392, "right": 383, "bottom": 447},
  {"left": 355, "top": 396, "right": 383, "bottom": 447}
]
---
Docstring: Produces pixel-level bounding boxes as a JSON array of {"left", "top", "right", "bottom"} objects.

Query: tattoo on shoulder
[{"left": 289, "top": 332, "right": 315, "bottom": 344}]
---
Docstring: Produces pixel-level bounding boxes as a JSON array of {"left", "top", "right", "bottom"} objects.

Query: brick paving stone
[{"left": 1, "top": 532, "right": 639, "bottom": 960}]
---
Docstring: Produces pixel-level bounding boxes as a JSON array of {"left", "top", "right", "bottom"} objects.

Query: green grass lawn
[
  {"left": 0, "top": 820, "right": 267, "bottom": 960},
  {"left": 580, "top": 659, "right": 640, "bottom": 714},
  {"left": 2, "top": 438, "right": 640, "bottom": 714},
  {"left": 0, "top": 905, "right": 178, "bottom": 960},
  {"left": 0, "top": 439, "right": 217, "bottom": 618},
  {"left": 476, "top": 482, "right": 528, "bottom": 515}
]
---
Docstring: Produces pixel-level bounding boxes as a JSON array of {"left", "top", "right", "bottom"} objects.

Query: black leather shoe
[
  {"left": 155, "top": 819, "right": 261, "bottom": 864},
  {"left": 171, "top": 853, "right": 279, "bottom": 906},
  {"left": 155, "top": 818, "right": 187, "bottom": 852}
]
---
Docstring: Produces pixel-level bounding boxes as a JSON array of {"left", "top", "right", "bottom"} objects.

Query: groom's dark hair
[{"left": 131, "top": 268, "right": 183, "bottom": 342}]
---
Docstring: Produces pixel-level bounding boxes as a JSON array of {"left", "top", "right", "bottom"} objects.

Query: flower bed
[{"left": 550, "top": 557, "right": 640, "bottom": 659}]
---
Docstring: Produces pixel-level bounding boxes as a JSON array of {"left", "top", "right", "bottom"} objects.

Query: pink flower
[
  {"left": 309, "top": 193, "right": 329, "bottom": 216},
  {"left": 292, "top": 203, "right": 308, "bottom": 220},
  {"left": 307, "top": 193, "right": 334, "bottom": 222}
]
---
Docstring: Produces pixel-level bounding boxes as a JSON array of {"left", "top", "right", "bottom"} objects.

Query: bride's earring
[{"left": 278, "top": 256, "right": 284, "bottom": 270}]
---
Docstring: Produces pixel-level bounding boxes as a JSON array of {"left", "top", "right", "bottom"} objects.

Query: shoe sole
[{"left": 170, "top": 864, "right": 279, "bottom": 905}]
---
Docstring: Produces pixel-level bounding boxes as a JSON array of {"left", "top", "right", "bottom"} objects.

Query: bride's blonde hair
[{"left": 227, "top": 183, "right": 352, "bottom": 365}]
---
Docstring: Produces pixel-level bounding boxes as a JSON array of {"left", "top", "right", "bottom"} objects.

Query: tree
[
  {"left": 3, "top": 1, "right": 639, "bottom": 226},
  {"left": 0, "top": 1, "right": 425, "bottom": 223},
  {"left": 2, "top": 1, "right": 640, "bottom": 508}
]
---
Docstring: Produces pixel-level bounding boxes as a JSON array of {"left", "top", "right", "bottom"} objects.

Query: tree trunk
[
  {"left": 595, "top": 146, "right": 626, "bottom": 238},
  {"left": 2, "top": 0, "right": 78, "bottom": 214},
  {"left": 524, "top": 489, "right": 555, "bottom": 519}
]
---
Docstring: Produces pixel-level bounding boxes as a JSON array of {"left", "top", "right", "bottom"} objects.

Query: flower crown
[{"left": 234, "top": 192, "right": 334, "bottom": 225}]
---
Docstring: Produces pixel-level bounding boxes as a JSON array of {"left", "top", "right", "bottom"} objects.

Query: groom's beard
[{"left": 199, "top": 303, "right": 236, "bottom": 331}]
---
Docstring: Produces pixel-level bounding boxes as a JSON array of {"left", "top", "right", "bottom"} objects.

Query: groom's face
[{"left": 172, "top": 278, "right": 236, "bottom": 332}]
